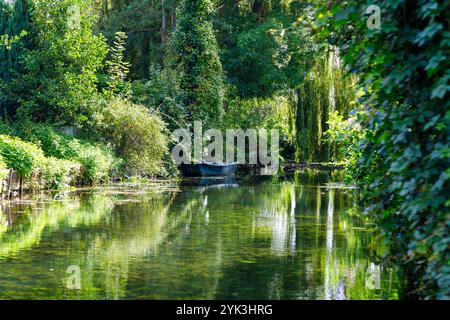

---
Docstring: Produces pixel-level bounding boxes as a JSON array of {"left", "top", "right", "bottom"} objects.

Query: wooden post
[
  {"left": 7, "top": 169, "right": 13, "bottom": 199},
  {"left": 19, "top": 176, "right": 23, "bottom": 195},
  {"left": 0, "top": 171, "right": 4, "bottom": 199}
]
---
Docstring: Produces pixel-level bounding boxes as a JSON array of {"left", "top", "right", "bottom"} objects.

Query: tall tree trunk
[
  {"left": 170, "top": 12, "right": 176, "bottom": 30},
  {"left": 252, "top": 0, "right": 263, "bottom": 14},
  {"left": 161, "top": 0, "right": 167, "bottom": 43}
]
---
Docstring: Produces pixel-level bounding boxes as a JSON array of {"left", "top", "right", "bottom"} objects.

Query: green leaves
[
  {"left": 25, "top": 124, "right": 118, "bottom": 184},
  {"left": 431, "top": 71, "right": 450, "bottom": 99},
  {"left": 322, "top": 0, "right": 450, "bottom": 299},
  {"left": 93, "top": 99, "right": 168, "bottom": 176},
  {"left": 169, "top": 0, "right": 224, "bottom": 129},
  {"left": 0, "top": 30, "right": 27, "bottom": 50},
  {"left": 1, "top": 0, "right": 108, "bottom": 125},
  {"left": 105, "top": 31, "right": 131, "bottom": 97},
  {"left": 414, "top": 22, "right": 444, "bottom": 47},
  {"left": 0, "top": 134, "right": 45, "bottom": 177},
  {"left": 425, "top": 51, "right": 446, "bottom": 76}
]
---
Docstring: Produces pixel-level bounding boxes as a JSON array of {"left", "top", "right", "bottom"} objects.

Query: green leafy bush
[
  {"left": 71, "top": 142, "right": 117, "bottom": 184},
  {"left": 41, "top": 157, "right": 81, "bottom": 190},
  {"left": 0, "top": 154, "right": 8, "bottom": 182},
  {"left": 325, "top": 111, "right": 365, "bottom": 179},
  {"left": 94, "top": 99, "right": 168, "bottom": 176},
  {"left": 0, "top": 134, "right": 83, "bottom": 190},
  {"left": 0, "top": 134, "right": 46, "bottom": 177},
  {"left": 26, "top": 124, "right": 118, "bottom": 184}
]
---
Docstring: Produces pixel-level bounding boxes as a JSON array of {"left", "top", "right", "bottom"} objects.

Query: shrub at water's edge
[
  {"left": 0, "top": 154, "right": 9, "bottom": 182},
  {"left": 0, "top": 135, "right": 46, "bottom": 178},
  {"left": 0, "top": 131, "right": 118, "bottom": 190},
  {"left": 92, "top": 99, "right": 169, "bottom": 177},
  {"left": 0, "top": 134, "right": 80, "bottom": 190},
  {"left": 23, "top": 124, "right": 119, "bottom": 184}
]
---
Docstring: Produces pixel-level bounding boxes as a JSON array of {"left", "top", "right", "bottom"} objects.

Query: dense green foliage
[
  {"left": 93, "top": 99, "right": 168, "bottom": 176},
  {"left": 41, "top": 156, "right": 78, "bottom": 190},
  {"left": 0, "top": 0, "right": 33, "bottom": 115},
  {"left": 325, "top": 111, "right": 364, "bottom": 172},
  {"left": 214, "top": 1, "right": 355, "bottom": 161},
  {"left": 94, "top": 0, "right": 178, "bottom": 79},
  {"left": 0, "top": 134, "right": 81, "bottom": 189},
  {"left": 0, "top": 0, "right": 168, "bottom": 180},
  {"left": 131, "top": 66, "right": 186, "bottom": 131},
  {"left": 0, "top": 0, "right": 32, "bottom": 82},
  {"left": 0, "top": 0, "right": 448, "bottom": 299},
  {"left": 2, "top": 0, "right": 108, "bottom": 124},
  {"left": 320, "top": 0, "right": 449, "bottom": 299},
  {"left": 216, "top": 0, "right": 312, "bottom": 97},
  {"left": 168, "top": 0, "right": 224, "bottom": 129},
  {"left": 92, "top": 0, "right": 354, "bottom": 162},
  {"left": 25, "top": 124, "right": 118, "bottom": 184},
  {"left": 0, "top": 134, "right": 45, "bottom": 177}
]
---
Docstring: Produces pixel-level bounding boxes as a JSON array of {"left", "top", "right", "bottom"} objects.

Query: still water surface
[{"left": 0, "top": 172, "right": 401, "bottom": 299}]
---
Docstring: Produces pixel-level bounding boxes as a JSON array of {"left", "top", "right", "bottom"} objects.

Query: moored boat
[{"left": 180, "top": 161, "right": 238, "bottom": 177}]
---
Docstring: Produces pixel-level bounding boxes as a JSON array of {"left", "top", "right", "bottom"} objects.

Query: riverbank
[
  {"left": 0, "top": 174, "right": 179, "bottom": 203},
  {"left": 1, "top": 163, "right": 348, "bottom": 201}
]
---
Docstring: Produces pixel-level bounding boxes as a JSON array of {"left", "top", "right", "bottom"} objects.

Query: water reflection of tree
[
  {"left": 129, "top": 182, "right": 400, "bottom": 300},
  {"left": 193, "top": 183, "right": 400, "bottom": 300},
  {"left": 0, "top": 196, "right": 114, "bottom": 299},
  {"left": 60, "top": 192, "right": 183, "bottom": 299},
  {"left": 0, "top": 179, "right": 400, "bottom": 299},
  {"left": 0, "top": 196, "right": 114, "bottom": 259}
]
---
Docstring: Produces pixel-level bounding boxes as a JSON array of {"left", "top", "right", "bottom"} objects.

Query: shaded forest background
[{"left": 93, "top": 0, "right": 355, "bottom": 163}]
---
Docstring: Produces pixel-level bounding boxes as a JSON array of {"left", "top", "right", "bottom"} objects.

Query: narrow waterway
[{"left": 0, "top": 171, "right": 401, "bottom": 299}]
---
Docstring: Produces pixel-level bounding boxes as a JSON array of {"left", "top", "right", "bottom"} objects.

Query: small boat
[{"left": 180, "top": 161, "right": 238, "bottom": 177}]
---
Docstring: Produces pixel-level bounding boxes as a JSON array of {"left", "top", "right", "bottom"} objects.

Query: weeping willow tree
[
  {"left": 295, "top": 53, "right": 331, "bottom": 162},
  {"left": 294, "top": 49, "right": 355, "bottom": 163},
  {"left": 329, "top": 49, "right": 358, "bottom": 162}
]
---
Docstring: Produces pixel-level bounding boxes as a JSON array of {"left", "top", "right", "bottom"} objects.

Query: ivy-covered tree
[{"left": 168, "top": 0, "right": 224, "bottom": 128}]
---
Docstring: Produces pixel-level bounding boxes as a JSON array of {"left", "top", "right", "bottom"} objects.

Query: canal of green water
[{"left": 0, "top": 171, "right": 402, "bottom": 299}]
